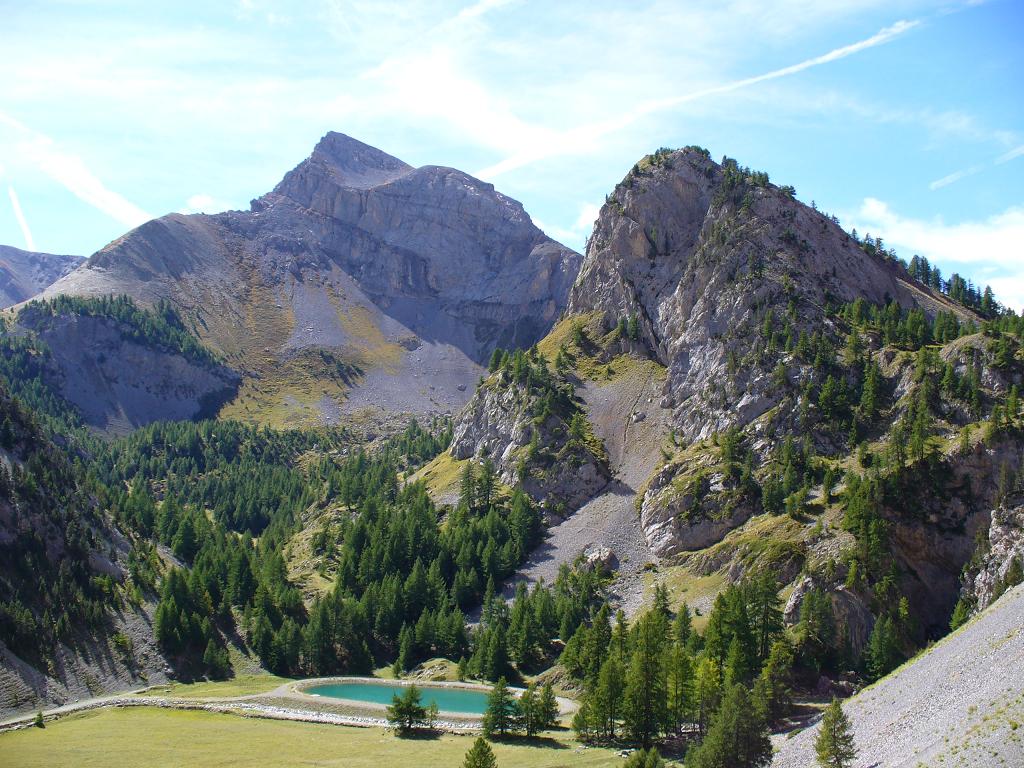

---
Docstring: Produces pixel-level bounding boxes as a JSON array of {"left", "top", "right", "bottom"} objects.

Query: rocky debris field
[{"left": 772, "top": 584, "right": 1024, "bottom": 768}]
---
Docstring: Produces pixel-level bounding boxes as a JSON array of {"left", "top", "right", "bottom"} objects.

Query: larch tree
[{"left": 815, "top": 698, "right": 858, "bottom": 768}]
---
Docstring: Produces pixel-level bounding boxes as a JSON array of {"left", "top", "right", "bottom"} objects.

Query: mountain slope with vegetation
[
  {"left": 0, "top": 383, "right": 171, "bottom": 714},
  {"left": 1, "top": 139, "right": 1022, "bottom": 768},
  {"left": 450, "top": 144, "right": 1023, "bottom": 685}
]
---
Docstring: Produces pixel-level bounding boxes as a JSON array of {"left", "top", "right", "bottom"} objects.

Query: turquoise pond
[{"left": 305, "top": 682, "right": 491, "bottom": 714}]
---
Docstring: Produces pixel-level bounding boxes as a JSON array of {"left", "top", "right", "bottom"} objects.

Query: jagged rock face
[
  {"left": 639, "top": 464, "right": 756, "bottom": 557},
  {"left": 0, "top": 245, "right": 83, "bottom": 308},
  {"left": 962, "top": 504, "right": 1024, "bottom": 611},
  {"left": 449, "top": 376, "right": 609, "bottom": 512},
  {"left": 568, "top": 148, "right": 957, "bottom": 444},
  {"left": 17, "top": 311, "right": 239, "bottom": 434},
  {"left": 43, "top": 132, "right": 581, "bottom": 424}
]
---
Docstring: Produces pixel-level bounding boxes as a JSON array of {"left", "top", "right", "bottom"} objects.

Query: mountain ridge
[
  {"left": 0, "top": 245, "right": 83, "bottom": 308},
  {"left": 36, "top": 132, "right": 581, "bottom": 429}
]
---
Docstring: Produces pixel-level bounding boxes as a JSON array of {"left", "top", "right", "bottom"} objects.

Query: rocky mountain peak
[
  {"left": 567, "top": 146, "right": 965, "bottom": 440},
  {"left": 269, "top": 131, "right": 414, "bottom": 202},
  {"left": 38, "top": 132, "right": 581, "bottom": 427}
]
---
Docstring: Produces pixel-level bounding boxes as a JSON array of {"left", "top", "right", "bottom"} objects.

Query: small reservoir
[{"left": 304, "top": 681, "right": 491, "bottom": 715}]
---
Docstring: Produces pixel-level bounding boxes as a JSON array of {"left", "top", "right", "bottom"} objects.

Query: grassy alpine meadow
[
  {"left": 133, "top": 672, "right": 293, "bottom": 699},
  {"left": 1, "top": 707, "right": 625, "bottom": 768}
]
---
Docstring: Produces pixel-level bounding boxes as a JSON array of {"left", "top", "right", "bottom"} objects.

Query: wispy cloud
[
  {"left": 0, "top": 112, "right": 152, "bottom": 228},
  {"left": 929, "top": 165, "right": 982, "bottom": 190},
  {"left": 7, "top": 185, "right": 37, "bottom": 251},
  {"left": 477, "top": 20, "right": 919, "bottom": 179},
  {"left": 453, "top": 0, "right": 515, "bottom": 23},
  {"left": 996, "top": 145, "right": 1024, "bottom": 164},
  {"left": 929, "top": 142, "right": 1024, "bottom": 190},
  {"left": 533, "top": 201, "right": 601, "bottom": 251}
]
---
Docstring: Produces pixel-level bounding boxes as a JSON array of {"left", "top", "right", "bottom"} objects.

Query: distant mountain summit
[
  {"left": 0, "top": 245, "right": 83, "bottom": 307},
  {"left": 42, "top": 132, "right": 581, "bottom": 427}
]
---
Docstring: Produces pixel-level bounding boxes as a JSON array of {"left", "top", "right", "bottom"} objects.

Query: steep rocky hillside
[
  {"left": 446, "top": 146, "right": 1024, "bottom": 655},
  {"left": 4, "top": 296, "right": 239, "bottom": 435},
  {"left": 772, "top": 583, "right": 1024, "bottom": 768},
  {"left": 0, "top": 384, "right": 169, "bottom": 717},
  {"left": 0, "top": 245, "right": 83, "bottom": 308},
  {"left": 42, "top": 132, "right": 581, "bottom": 428},
  {"left": 567, "top": 146, "right": 962, "bottom": 447}
]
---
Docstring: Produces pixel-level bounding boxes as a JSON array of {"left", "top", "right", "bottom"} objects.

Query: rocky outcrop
[
  {"left": 961, "top": 504, "right": 1024, "bottom": 612},
  {"left": 449, "top": 373, "right": 609, "bottom": 513},
  {"left": 639, "top": 463, "right": 757, "bottom": 557},
  {"left": 567, "top": 148, "right": 964, "bottom": 445},
  {"left": 43, "top": 132, "right": 581, "bottom": 425},
  {"left": 0, "top": 245, "right": 83, "bottom": 308},
  {"left": 784, "top": 575, "right": 875, "bottom": 657}
]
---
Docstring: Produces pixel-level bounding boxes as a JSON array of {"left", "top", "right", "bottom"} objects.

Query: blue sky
[{"left": 1, "top": 0, "right": 1021, "bottom": 307}]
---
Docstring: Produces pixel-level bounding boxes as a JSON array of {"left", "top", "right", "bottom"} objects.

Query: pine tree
[
  {"left": 624, "top": 748, "right": 665, "bottom": 767},
  {"left": 753, "top": 639, "right": 794, "bottom": 724},
  {"left": 386, "top": 685, "right": 427, "bottom": 735},
  {"left": 694, "top": 656, "right": 722, "bottom": 738},
  {"left": 865, "top": 615, "right": 900, "bottom": 681},
  {"left": 519, "top": 682, "right": 540, "bottom": 737},
  {"left": 594, "top": 654, "right": 625, "bottom": 738},
  {"left": 459, "top": 461, "right": 477, "bottom": 512},
  {"left": 666, "top": 643, "right": 694, "bottom": 734},
  {"left": 673, "top": 603, "right": 693, "bottom": 646},
  {"left": 483, "top": 677, "right": 521, "bottom": 738},
  {"left": 462, "top": 736, "right": 497, "bottom": 768},
  {"left": 815, "top": 698, "right": 858, "bottom": 768},
  {"left": 622, "top": 613, "right": 667, "bottom": 748},
  {"left": 688, "top": 683, "right": 772, "bottom": 768},
  {"left": 538, "top": 681, "right": 559, "bottom": 730}
]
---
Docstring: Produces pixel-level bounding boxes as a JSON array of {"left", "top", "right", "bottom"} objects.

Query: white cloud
[
  {"left": 850, "top": 198, "right": 1024, "bottom": 310},
  {"left": 180, "top": 193, "right": 235, "bottom": 214},
  {"left": 574, "top": 202, "right": 601, "bottom": 233},
  {"left": 533, "top": 200, "right": 601, "bottom": 251},
  {"left": 476, "top": 20, "right": 920, "bottom": 179},
  {"left": 7, "top": 186, "right": 37, "bottom": 251},
  {"left": 988, "top": 275, "right": 1024, "bottom": 315}
]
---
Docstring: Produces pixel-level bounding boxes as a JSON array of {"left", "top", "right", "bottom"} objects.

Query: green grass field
[
  {"left": 1, "top": 707, "right": 623, "bottom": 768},
  {"left": 134, "top": 672, "right": 292, "bottom": 699}
]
